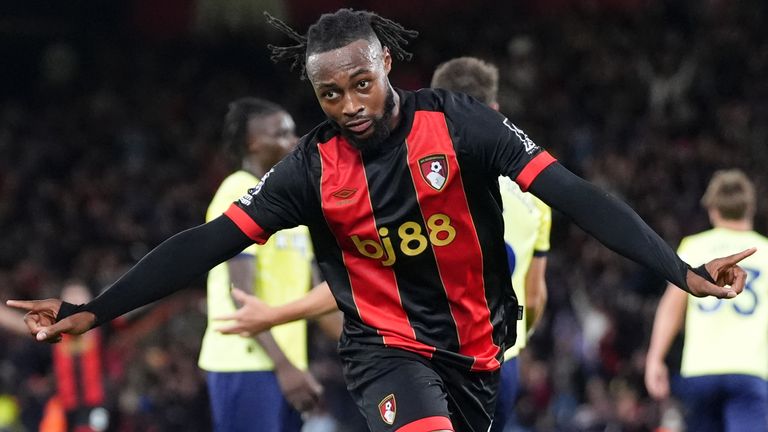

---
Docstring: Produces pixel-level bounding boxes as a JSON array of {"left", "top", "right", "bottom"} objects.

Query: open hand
[
  {"left": 275, "top": 363, "right": 323, "bottom": 413},
  {"left": 644, "top": 357, "right": 670, "bottom": 400},
  {"left": 686, "top": 248, "right": 756, "bottom": 298},
  {"left": 215, "top": 288, "right": 278, "bottom": 337},
  {"left": 5, "top": 299, "right": 95, "bottom": 342}
]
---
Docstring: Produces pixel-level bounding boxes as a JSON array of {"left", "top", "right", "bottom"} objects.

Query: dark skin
[{"left": 306, "top": 38, "right": 400, "bottom": 148}]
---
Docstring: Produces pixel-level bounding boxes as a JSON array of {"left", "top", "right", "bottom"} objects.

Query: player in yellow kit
[
  {"left": 645, "top": 169, "right": 768, "bottom": 432},
  {"left": 198, "top": 98, "right": 321, "bottom": 432}
]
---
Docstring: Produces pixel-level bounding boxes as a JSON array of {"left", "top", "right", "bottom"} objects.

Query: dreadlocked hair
[
  {"left": 222, "top": 97, "right": 283, "bottom": 163},
  {"left": 264, "top": 9, "right": 418, "bottom": 79}
]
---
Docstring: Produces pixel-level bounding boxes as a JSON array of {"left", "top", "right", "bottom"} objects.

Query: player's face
[
  {"left": 247, "top": 110, "right": 298, "bottom": 168},
  {"left": 306, "top": 38, "right": 399, "bottom": 152}
]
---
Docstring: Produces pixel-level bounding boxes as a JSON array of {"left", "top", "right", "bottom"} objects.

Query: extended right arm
[{"left": 7, "top": 215, "right": 253, "bottom": 340}]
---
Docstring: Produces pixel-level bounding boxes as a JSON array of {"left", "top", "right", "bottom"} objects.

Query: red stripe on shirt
[
  {"left": 405, "top": 111, "right": 500, "bottom": 371},
  {"left": 515, "top": 151, "right": 556, "bottom": 192},
  {"left": 318, "top": 137, "right": 434, "bottom": 357},
  {"left": 397, "top": 416, "right": 453, "bottom": 432},
  {"left": 224, "top": 204, "right": 270, "bottom": 244}
]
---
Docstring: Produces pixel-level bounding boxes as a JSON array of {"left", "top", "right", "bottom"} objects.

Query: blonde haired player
[{"left": 645, "top": 169, "right": 768, "bottom": 431}]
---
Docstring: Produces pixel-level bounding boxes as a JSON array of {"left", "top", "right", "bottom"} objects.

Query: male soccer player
[
  {"left": 215, "top": 55, "right": 549, "bottom": 432},
  {"left": 9, "top": 9, "right": 753, "bottom": 432},
  {"left": 198, "top": 98, "right": 321, "bottom": 431},
  {"left": 645, "top": 169, "right": 768, "bottom": 432}
]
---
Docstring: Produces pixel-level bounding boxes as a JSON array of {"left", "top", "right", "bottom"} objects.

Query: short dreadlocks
[{"left": 265, "top": 9, "right": 418, "bottom": 79}]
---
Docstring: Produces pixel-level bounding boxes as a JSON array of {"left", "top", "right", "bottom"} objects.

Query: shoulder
[
  {"left": 295, "top": 120, "right": 340, "bottom": 152},
  {"left": 411, "top": 87, "right": 482, "bottom": 113}
]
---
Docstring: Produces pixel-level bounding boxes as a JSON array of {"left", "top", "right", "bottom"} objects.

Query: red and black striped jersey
[{"left": 225, "top": 88, "right": 556, "bottom": 372}]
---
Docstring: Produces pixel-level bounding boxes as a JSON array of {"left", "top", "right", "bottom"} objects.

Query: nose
[{"left": 342, "top": 93, "right": 364, "bottom": 118}]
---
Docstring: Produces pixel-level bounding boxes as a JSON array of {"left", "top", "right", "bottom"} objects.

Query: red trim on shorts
[
  {"left": 224, "top": 204, "right": 270, "bottom": 244},
  {"left": 515, "top": 151, "right": 556, "bottom": 192},
  {"left": 405, "top": 111, "right": 500, "bottom": 371},
  {"left": 396, "top": 415, "right": 453, "bottom": 432}
]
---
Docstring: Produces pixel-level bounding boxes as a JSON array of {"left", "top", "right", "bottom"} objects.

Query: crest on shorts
[
  {"left": 378, "top": 394, "right": 397, "bottom": 425},
  {"left": 419, "top": 154, "right": 448, "bottom": 191}
]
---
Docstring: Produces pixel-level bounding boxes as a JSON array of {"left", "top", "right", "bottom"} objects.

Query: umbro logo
[{"left": 332, "top": 188, "right": 357, "bottom": 199}]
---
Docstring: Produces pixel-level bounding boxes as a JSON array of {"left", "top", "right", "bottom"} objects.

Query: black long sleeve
[
  {"left": 527, "top": 162, "right": 690, "bottom": 290},
  {"left": 62, "top": 215, "right": 253, "bottom": 326}
]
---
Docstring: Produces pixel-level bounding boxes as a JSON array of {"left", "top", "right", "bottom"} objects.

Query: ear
[
  {"left": 382, "top": 46, "right": 392, "bottom": 75},
  {"left": 489, "top": 101, "right": 500, "bottom": 111}
]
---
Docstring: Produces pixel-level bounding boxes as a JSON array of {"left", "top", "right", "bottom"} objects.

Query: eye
[
  {"left": 322, "top": 90, "right": 339, "bottom": 100},
  {"left": 357, "top": 80, "right": 370, "bottom": 90}
]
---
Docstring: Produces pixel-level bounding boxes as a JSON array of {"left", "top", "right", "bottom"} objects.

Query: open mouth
[{"left": 346, "top": 119, "right": 372, "bottom": 134}]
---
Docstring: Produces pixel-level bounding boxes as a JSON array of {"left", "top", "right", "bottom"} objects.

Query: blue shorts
[
  {"left": 206, "top": 371, "right": 302, "bottom": 432},
  {"left": 491, "top": 356, "right": 519, "bottom": 432},
  {"left": 676, "top": 374, "right": 768, "bottom": 432}
]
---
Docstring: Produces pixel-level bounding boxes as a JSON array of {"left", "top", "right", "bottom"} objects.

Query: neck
[
  {"left": 242, "top": 156, "right": 268, "bottom": 178},
  {"left": 387, "top": 86, "right": 401, "bottom": 131},
  {"left": 714, "top": 218, "right": 752, "bottom": 231}
]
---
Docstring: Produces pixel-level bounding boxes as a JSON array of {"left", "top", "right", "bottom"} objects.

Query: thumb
[
  {"left": 231, "top": 288, "right": 250, "bottom": 304},
  {"left": 712, "top": 283, "right": 737, "bottom": 299},
  {"left": 36, "top": 320, "right": 70, "bottom": 342}
]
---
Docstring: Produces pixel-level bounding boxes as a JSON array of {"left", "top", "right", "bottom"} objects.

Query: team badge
[
  {"left": 378, "top": 394, "right": 397, "bottom": 425},
  {"left": 419, "top": 154, "right": 448, "bottom": 191}
]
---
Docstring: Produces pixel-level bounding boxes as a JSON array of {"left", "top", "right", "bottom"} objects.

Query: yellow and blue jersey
[
  {"left": 198, "top": 170, "right": 313, "bottom": 372},
  {"left": 499, "top": 176, "right": 551, "bottom": 360},
  {"left": 678, "top": 228, "right": 768, "bottom": 379}
]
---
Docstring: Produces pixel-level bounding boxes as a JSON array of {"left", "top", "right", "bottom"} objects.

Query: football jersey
[
  {"left": 199, "top": 170, "right": 313, "bottom": 372},
  {"left": 678, "top": 227, "right": 768, "bottom": 379},
  {"left": 499, "top": 176, "right": 551, "bottom": 360},
  {"left": 224, "top": 89, "right": 557, "bottom": 372}
]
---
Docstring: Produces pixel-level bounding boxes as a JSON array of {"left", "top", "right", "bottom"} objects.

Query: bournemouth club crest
[
  {"left": 419, "top": 154, "right": 448, "bottom": 191},
  {"left": 378, "top": 394, "right": 397, "bottom": 425}
]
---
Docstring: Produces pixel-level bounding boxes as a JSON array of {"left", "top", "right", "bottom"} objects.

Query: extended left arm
[{"left": 527, "top": 162, "right": 751, "bottom": 297}]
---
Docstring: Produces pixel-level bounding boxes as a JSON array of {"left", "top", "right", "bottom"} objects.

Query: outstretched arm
[
  {"left": 7, "top": 215, "right": 253, "bottom": 342},
  {"left": 527, "top": 163, "right": 753, "bottom": 297},
  {"left": 645, "top": 284, "right": 687, "bottom": 400}
]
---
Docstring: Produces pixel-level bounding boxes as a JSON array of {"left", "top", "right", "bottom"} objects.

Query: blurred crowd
[{"left": 1, "top": 0, "right": 767, "bottom": 431}]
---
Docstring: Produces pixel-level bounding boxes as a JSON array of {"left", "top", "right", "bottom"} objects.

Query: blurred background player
[
  {"left": 0, "top": 281, "right": 109, "bottom": 432},
  {"left": 197, "top": 97, "right": 322, "bottom": 432},
  {"left": 431, "top": 57, "right": 551, "bottom": 432},
  {"left": 645, "top": 169, "right": 768, "bottom": 432}
]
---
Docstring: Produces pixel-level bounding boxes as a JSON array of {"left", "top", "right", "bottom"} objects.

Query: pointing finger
[
  {"left": 720, "top": 248, "right": 757, "bottom": 266},
  {"left": 6, "top": 300, "right": 38, "bottom": 312}
]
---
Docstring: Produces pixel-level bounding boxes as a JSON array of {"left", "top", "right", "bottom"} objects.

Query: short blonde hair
[
  {"left": 431, "top": 57, "right": 499, "bottom": 106},
  {"left": 701, "top": 169, "right": 756, "bottom": 220}
]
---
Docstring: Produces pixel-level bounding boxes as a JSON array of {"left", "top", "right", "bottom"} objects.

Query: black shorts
[{"left": 340, "top": 343, "right": 500, "bottom": 432}]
